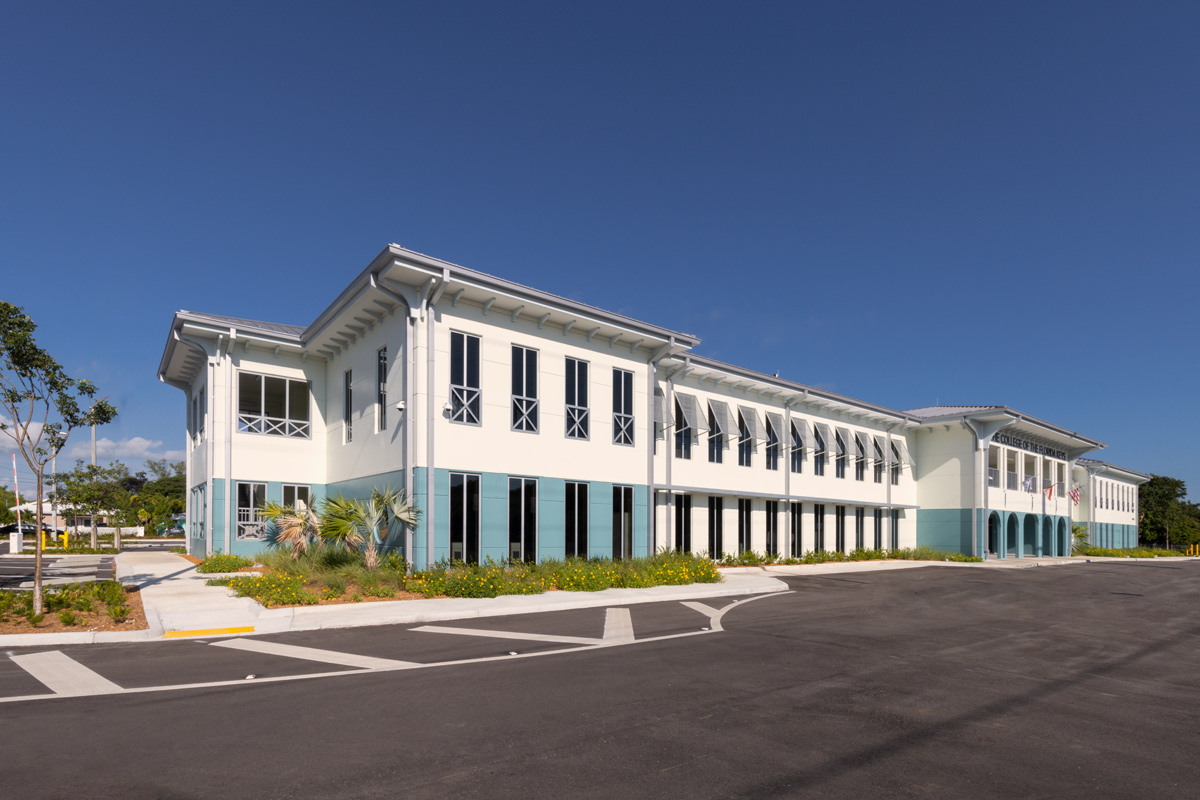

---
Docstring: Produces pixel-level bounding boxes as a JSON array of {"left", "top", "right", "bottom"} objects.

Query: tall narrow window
[
  {"left": 450, "top": 331, "right": 481, "bottom": 425},
  {"left": 890, "top": 443, "right": 901, "bottom": 485},
  {"left": 675, "top": 400, "right": 692, "bottom": 459},
  {"left": 835, "top": 433, "right": 846, "bottom": 479},
  {"left": 708, "top": 408, "right": 723, "bottom": 464},
  {"left": 737, "top": 413, "right": 752, "bottom": 467},
  {"left": 235, "top": 482, "right": 267, "bottom": 541},
  {"left": 891, "top": 509, "right": 900, "bottom": 549},
  {"left": 737, "top": 498, "right": 752, "bottom": 553},
  {"left": 565, "top": 481, "right": 589, "bottom": 558},
  {"left": 511, "top": 345, "right": 539, "bottom": 433},
  {"left": 765, "top": 500, "right": 778, "bottom": 556},
  {"left": 612, "top": 368, "right": 634, "bottom": 445},
  {"left": 613, "top": 485, "right": 634, "bottom": 559},
  {"left": 708, "top": 496, "right": 723, "bottom": 558},
  {"left": 674, "top": 494, "right": 692, "bottom": 552},
  {"left": 874, "top": 508, "right": 883, "bottom": 549},
  {"left": 508, "top": 478, "right": 537, "bottom": 562},
  {"left": 198, "top": 388, "right": 206, "bottom": 440},
  {"left": 343, "top": 370, "right": 353, "bottom": 443},
  {"left": 813, "top": 504, "right": 825, "bottom": 551},
  {"left": 814, "top": 428, "right": 826, "bottom": 476},
  {"left": 765, "top": 420, "right": 779, "bottom": 471},
  {"left": 565, "top": 357, "right": 589, "bottom": 440},
  {"left": 855, "top": 507, "right": 865, "bottom": 549},
  {"left": 376, "top": 347, "right": 388, "bottom": 431},
  {"left": 874, "top": 441, "right": 884, "bottom": 483},
  {"left": 855, "top": 434, "right": 865, "bottom": 481},
  {"left": 790, "top": 423, "right": 803, "bottom": 474},
  {"left": 790, "top": 502, "right": 802, "bottom": 556},
  {"left": 449, "top": 473, "right": 481, "bottom": 563},
  {"left": 835, "top": 505, "right": 846, "bottom": 551}
]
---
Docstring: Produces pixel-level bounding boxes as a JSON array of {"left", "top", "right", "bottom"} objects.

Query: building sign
[{"left": 994, "top": 433, "right": 1066, "bottom": 460}]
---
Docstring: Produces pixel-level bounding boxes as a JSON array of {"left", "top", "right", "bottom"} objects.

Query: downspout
[
  {"left": 225, "top": 329, "right": 235, "bottom": 555},
  {"left": 206, "top": 349, "right": 217, "bottom": 557},
  {"left": 885, "top": 424, "right": 895, "bottom": 549},
  {"left": 422, "top": 273, "right": 447, "bottom": 569},
  {"left": 962, "top": 417, "right": 982, "bottom": 560},
  {"left": 783, "top": 400, "right": 793, "bottom": 557},
  {"left": 647, "top": 338, "right": 676, "bottom": 555}
]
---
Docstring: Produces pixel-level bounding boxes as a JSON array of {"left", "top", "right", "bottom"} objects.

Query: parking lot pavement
[{"left": 0, "top": 555, "right": 115, "bottom": 589}]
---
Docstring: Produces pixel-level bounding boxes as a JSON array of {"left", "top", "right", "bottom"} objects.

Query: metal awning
[
  {"left": 765, "top": 411, "right": 784, "bottom": 443},
  {"left": 814, "top": 422, "right": 835, "bottom": 453},
  {"left": 674, "top": 392, "right": 706, "bottom": 433},
  {"left": 791, "top": 417, "right": 810, "bottom": 452},
  {"left": 738, "top": 405, "right": 763, "bottom": 442},
  {"left": 855, "top": 432, "right": 869, "bottom": 459},
  {"left": 708, "top": 400, "right": 736, "bottom": 448},
  {"left": 654, "top": 387, "right": 674, "bottom": 427},
  {"left": 893, "top": 438, "right": 915, "bottom": 468},
  {"left": 872, "top": 434, "right": 886, "bottom": 463},
  {"left": 835, "top": 426, "right": 851, "bottom": 454}
]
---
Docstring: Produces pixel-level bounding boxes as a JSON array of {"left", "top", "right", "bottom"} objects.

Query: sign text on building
[{"left": 994, "top": 433, "right": 1066, "bottom": 460}]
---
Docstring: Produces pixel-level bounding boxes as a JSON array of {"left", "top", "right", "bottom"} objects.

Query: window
[
  {"left": 511, "top": 345, "right": 539, "bottom": 433},
  {"left": 855, "top": 434, "right": 865, "bottom": 481},
  {"left": 790, "top": 423, "right": 803, "bottom": 474},
  {"left": 565, "top": 357, "right": 589, "bottom": 440},
  {"left": 190, "top": 485, "right": 206, "bottom": 541},
  {"left": 765, "top": 500, "right": 778, "bottom": 556},
  {"left": 765, "top": 420, "right": 779, "bottom": 471},
  {"left": 737, "top": 413, "right": 752, "bottom": 467},
  {"left": 343, "top": 370, "right": 353, "bottom": 443},
  {"left": 450, "top": 473, "right": 481, "bottom": 563},
  {"left": 674, "top": 494, "right": 692, "bottom": 552},
  {"left": 790, "top": 502, "right": 802, "bottom": 556},
  {"left": 376, "top": 347, "right": 388, "bottom": 432},
  {"left": 988, "top": 446, "right": 1000, "bottom": 488},
  {"left": 282, "top": 484, "right": 311, "bottom": 511},
  {"left": 235, "top": 482, "right": 267, "bottom": 541},
  {"left": 737, "top": 498, "right": 752, "bottom": 554},
  {"left": 675, "top": 400, "right": 692, "bottom": 459},
  {"left": 508, "top": 478, "right": 537, "bottom": 562},
  {"left": 450, "top": 332, "right": 482, "bottom": 425},
  {"left": 612, "top": 368, "right": 634, "bottom": 445},
  {"left": 565, "top": 482, "right": 589, "bottom": 558},
  {"left": 199, "top": 387, "right": 206, "bottom": 439},
  {"left": 874, "top": 509, "right": 883, "bottom": 549},
  {"left": 835, "top": 433, "right": 847, "bottom": 479},
  {"left": 708, "top": 408, "right": 723, "bottom": 464},
  {"left": 855, "top": 507, "right": 865, "bottom": 549},
  {"left": 814, "top": 428, "right": 826, "bottom": 476},
  {"left": 708, "top": 496, "right": 723, "bottom": 558},
  {"left": 890, "top": 443, "right": 901, "bottom": 485},
  {"left": 237, "top": 371, "right": 311, "bottom": 438},
  {"left": 613, "top": 485, "right": 634, "bottom": 559},
  {"left": 874, "top": 440, "right": 883, "bottom": 483},
  {"left": 813, "top": 504, "right": 826, "bottom": 550},
  {"left": 891, "top": 509, "right": 900, "bottom": 550},
  {"left": 835, "top": 505, "right": 846, "bottom": 552}
]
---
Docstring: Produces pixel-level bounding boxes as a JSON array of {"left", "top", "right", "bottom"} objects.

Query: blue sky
[{"left": 2, "top": 2, "right": 1197, "bottom": 495}]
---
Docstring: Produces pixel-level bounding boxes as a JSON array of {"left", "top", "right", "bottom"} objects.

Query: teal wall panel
[
  {"left": 634, "top": 484, "right": 649, "bottom": 557},
  {"left": 480, "top": 472, "right": 509, "bottom": 563},
  {"left": 538, "top": 477, "right": 566, "bottom": 561},
  {"left": 589, "top": 481, "right": 614, "bottom": 560},
  {"left": 207, "top": 478, "right": 226, "bottom": 558},
  {"left": 915, "top": 508, "right": 973, "bottom": 555}
]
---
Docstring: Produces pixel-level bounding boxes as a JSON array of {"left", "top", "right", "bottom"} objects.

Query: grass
[
  {"left": 1080, "top": 546, "right": 1188, "bottom": 559},
  {"left": 195, "top": 553, "right": 255, "bottom": 573},
  {"left": 0, "top": 580, "right": 135, "bottom": 628},
  {"left": 718, "top": 546, "right": 983, "bottom": 566}
]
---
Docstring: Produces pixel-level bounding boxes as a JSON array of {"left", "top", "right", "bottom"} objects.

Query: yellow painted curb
[{"left": 163, "top": 626, "right": 255, "bottom": 639}]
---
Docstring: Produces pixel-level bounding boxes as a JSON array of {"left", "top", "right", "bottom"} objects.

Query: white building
[
  {"left": 1072, "top": 458, "right": 1148, "bottom": 549},
  {"left": 157, "top": 245, "right": 1148, "bottom": 562}
]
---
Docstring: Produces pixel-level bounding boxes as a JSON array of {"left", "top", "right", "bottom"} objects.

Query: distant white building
[{"left": 157, "top": 245, "right": 1149, "bottom": 561}]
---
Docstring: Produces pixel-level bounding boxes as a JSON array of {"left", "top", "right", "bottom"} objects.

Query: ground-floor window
[
  {"left": 835, "top": 505, "right": 846, "bottom": 552},
  {"left": 450, "top": 472, "right": 480, "bottom": 563},
  {"left": 508, "top": 477, "right": 537, "bottom": 563},
  {"left": 765, "top": 500, "right": 778, "bottom": 556},
  {"left": 874, "top": 508, "right": 883, "bottom": 549},
  {"left": 282, "top": 484, "right": 310, "bottom": 511},
  {"left": 613, "top": 485, "right": 634, "bottom": 560},
  {"left": 674, "top": 494, "right": 692, "bottom": 552},
  {"left": 855, "top": 507, "right": 865, "bottom": 549},
  {"left": 190, "top": 485, "right": 206, "bottom": 540},
  {"left": 565, "top": 481, "right": 588, "bottom": 558},
  {"left": 708, "top": 496, "right": 723, "bottom": 558},
  {"left": 891, "top": 509, "right": 900, "bottom": 550},
  {"left": 790, "top": 502, "right": 801, "bottom": 556},
  {"left": 236, "top": 482, "right": 266, "bottom": 540},
  {"left": 737, "top": 498, "right": 752, "bottom": 553},
  {"left": 814, "top": 503, "right": 826, "bottom": 551}
]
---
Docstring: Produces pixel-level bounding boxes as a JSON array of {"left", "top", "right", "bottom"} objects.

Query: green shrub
[
  {"left": 169, "top": 547, "right": 186, "bottom": 554},
  {"left": 196, "top": 553, "right": 254, "bottom": 573},
  {"left": 106, "top": 603, "right": 130, "bottom": 622},
  {"left": 58, "top": 610, "right": 79, "bottom": 626},
  {"left": 205, "top": 574, "right": 318, "bottom": 607},
  {"left": 1081, "top": 546, "right": 1186, "bottom": 559}
]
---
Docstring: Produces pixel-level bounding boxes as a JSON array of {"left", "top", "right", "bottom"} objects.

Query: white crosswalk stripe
[
  {"left": 11, "top": 650, "right": 124, "bottom": 696},
  {"left": 602, "top": 607, "right": 635, "bottom": 643},
  {"left": 210, "top": 638, "right": 419, "bottom": 669}
]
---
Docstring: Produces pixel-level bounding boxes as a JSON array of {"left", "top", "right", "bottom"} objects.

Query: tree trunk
[
  {"left": 114, "top": 522, "right": 122, "bottom": 551},
  {"left": 33, "top": 473, "right": 44, "bottom": 615},
  {"left": 91, "top": 511, "right": 97, "bottom": 550}
]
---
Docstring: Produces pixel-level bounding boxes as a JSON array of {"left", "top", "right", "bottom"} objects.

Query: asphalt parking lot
[{"left": 2, "top": 560, "right": 1198, "bottom": 799}]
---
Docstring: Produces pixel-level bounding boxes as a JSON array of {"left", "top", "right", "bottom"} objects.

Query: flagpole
[{"left": 11, "top": 454, "right": 22, "bottom": 554}]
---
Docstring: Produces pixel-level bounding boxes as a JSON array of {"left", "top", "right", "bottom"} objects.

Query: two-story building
[
  {"left": 157, "top": 244, "right": 1148, "bottom": 563},
  {"left": 1072, "top": 458, "right": 1148, "bottom": 549}
]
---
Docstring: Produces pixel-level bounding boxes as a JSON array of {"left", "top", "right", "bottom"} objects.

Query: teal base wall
[
  {"left": 1088, "top": 522, "right": 1138, "bottom": 549},
  {"left": 915, "top": 508, "right": 974, "bottom": 555},
  {"left": 326, "top": 469, "right": 406, "bottom": 555},
  {"left": 917, "top": 508, "right": 1072, "bottom": 559},
  {"left": 222, "top": 478, "right": 329, "bottom": 558}
]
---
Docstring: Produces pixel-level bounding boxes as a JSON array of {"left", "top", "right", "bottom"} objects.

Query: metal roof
[
  {"left": 905, "top": 405, "right": 1003, "bottom": 418},
  {"left": 177, "top": 310, "right": 304, "bottom": 339},
  {"left": 1077, "top": 458, "right": 1152, "bottom": 481}
]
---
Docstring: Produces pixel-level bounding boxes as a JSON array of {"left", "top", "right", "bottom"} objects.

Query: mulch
[{"left": 0, "top": 586, "right": 149, "bottom": 635}]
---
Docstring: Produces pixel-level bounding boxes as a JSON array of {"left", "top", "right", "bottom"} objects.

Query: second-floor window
[
  {"left": 343, "top": 370, "right": 353, "bottom": 443},
  {"left": 511, "top": 345, "right": 539, "bottom": 433},
  {"left": 835, "top": 432, "right": 846, "bottom": 479},
  {"left": 237, "top": 371, "right": 311, "bottom": 439},
  {"left": 814, "top": 428, "right": 826, "bottom": 476},
  {"left": 873, "top": 441, "right": 883, "bottom": 483},
  {"left": 855, "top": 434, "right": 866, "bottom": 481},
  {"left": 765, "top": 419, "right": 779, "bottom": 471},
  {"left": 890, "top": 443, "right": 901, "bottom": 485},
  {"left": 613, "top": 368, "right": 634, "bottom": 445},
  {"left": 565, "top": 357, "right": 589, "bottom": 440},
  {"left": 450, "top": 331, "right": 481, "bottom": 425},
  {"left": 675, "top": 400, "right": 692, "bottom": 459},
  {"left": 377, "top": 346, "right": 387, "bottom": 431},
  {"left": 790, "top": 422, "right": 803, "bottom": 473},
  {"left": 708, "top": 408, "right": 723, "bottom": 464},
  {"left": 737, "top": 412, "right": 752, "bottom": 467}
]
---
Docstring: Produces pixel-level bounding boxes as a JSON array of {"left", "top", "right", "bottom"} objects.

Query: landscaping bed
[
  {"left": 717, "top": 546, "right": 983, "bottom": 566},
  {"left": 0, "top": 581, "right": 147, "bottom": 634},
  {"left": 1080, "top": 546, "right": 1189, "bottom": 558}
]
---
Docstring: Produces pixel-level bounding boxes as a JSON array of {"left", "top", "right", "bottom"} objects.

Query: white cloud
[{"left": 67, "top": 436, "right": 179, "bottom": 461}]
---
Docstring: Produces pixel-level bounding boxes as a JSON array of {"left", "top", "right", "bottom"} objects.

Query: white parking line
[
  {"left": 10, "top": 650, "right": 124, "bottom": 696},
  {"left": 210, "top": 638, "right": 419, "bottom": 669},
  {"left": 602, "top": 608, "right": 634, "bottom": 643},
  {"left": 411, "top": 625, "right": 602, "bottom": 645}
]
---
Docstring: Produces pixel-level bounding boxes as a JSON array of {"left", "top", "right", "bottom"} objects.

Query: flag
[
  {"left": 1068, "top": 488, "right": 1081, "bottom": 505},
  {"left": 1022, "top": 476, "right": 1034, "bottom": 492},
  {"left": 1044, "top": 484, "right": 1053, "bottom": 500}
]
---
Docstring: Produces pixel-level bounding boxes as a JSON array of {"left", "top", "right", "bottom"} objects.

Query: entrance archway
[
  {"left": 1023, "top": 515, "right": 1038, "bottom": 558},
  {"left": 1058, "top": 517, "right": 1068, "bottom": 555},
  {"left": 1006, "top": 514, "right": 1018, "bottom": 557},
  {"left": 988, "top": 512, "right": 1000, "bottom": 556},
  {"left": 1042, "top": 516, "right": 1054, "bottom": 557}
]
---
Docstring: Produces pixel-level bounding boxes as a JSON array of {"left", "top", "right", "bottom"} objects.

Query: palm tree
[
  {"left": 318, "top": 487, "right": 420, "bottom": 569},
  {"left": 259, "top": 500, "right": 322, "bottom": 559}
]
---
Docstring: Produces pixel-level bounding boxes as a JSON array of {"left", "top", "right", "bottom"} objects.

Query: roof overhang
[{"left": 913, "top": 407, "right": 1104, "bottom": 459}]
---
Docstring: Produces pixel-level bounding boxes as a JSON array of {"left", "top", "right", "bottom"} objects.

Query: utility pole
[
  {"left": 51, "top": 455, "right": 58, "bottom": 540},
  {"left": 90, "top": 406, "right": 98, "bottom": 549}
]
